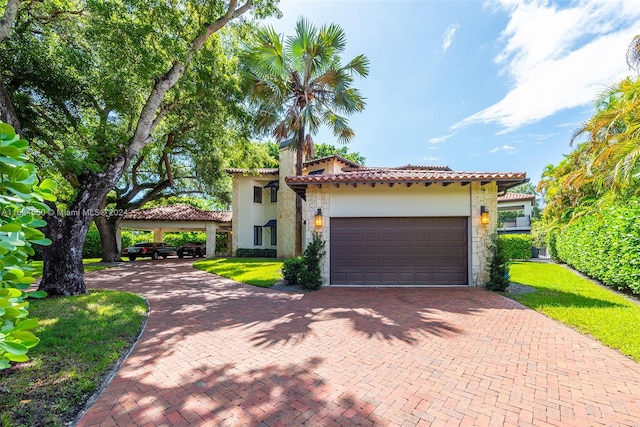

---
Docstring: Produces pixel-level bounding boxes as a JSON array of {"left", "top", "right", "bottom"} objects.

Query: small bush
[
  {"left": 499, "top": 234, "right": 532, "bottom": 260},
  {"left": 236, "top": 248, "right": 277, "bottom": 258},
  {"left": 485, "top": 234, "right": 510, "bottom": 292},
  {"left": 282, "top": 257, "right": 304, "bottom": 285},
  {"left": 299, "top": 232, "right": 326, "bottom": 290}
]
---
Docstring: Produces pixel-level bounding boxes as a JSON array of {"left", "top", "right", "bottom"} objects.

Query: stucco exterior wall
[
  {"left": 231, "top": 173, "right": 278, "bottom": 253},
  {"left": 498, "top": 200, "right": 533, "bottom": 217},
  {"left": 305, "top": 182, "right": 481, "bottom": 287},
  {"left": 470, "top": 181, "right": 497, "bottom": 286},
  {"left": 277, "top": 148, "right": 297, "bottom": 258},
  {"left": 330, "top": 184, "right": 471, "bottom": 217}
]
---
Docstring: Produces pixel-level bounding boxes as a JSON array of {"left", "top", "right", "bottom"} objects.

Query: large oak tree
[{"left": 0, "top": 0, "right": 279, "bottom": 295}]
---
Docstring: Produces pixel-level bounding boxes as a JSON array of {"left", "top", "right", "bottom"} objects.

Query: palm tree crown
[{"left": 241, "top": 18, "right": 369, "bottom": 174}]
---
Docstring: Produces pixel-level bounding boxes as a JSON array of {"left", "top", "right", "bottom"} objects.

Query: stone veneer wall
[
  {"left": 470, "top": 181, "right": 497, "bottom": 286},
  {"left": 305, "top": 185, "right": 331, "bottom": 286},
  {"left": 277, "top": 148, "right": 297, "bottom": 258}
]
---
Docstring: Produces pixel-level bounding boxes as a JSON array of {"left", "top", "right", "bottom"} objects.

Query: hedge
[
  {"left": 553, "top": 197, "right": 640, "bottom": 294},
  {"left": 236, "top": 248, "right": 277, "bottom": 258},
  {"left": 498, "top": 234, "right": 532, "bottom": 260}
]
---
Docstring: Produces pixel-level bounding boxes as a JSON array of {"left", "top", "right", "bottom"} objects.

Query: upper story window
[
  {"left": 270, "top": 187, "right": 278, "bottom": 203},
  {"left": 253, "top": 186, "right": 262, "bottom": 203}
]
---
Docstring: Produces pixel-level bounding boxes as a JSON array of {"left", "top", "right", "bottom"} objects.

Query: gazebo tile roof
[{"left": 124, "top": 204, "right": 231, "bottom": 223}]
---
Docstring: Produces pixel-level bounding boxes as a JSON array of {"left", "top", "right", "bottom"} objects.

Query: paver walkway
[{"left": 77, "top": 260, "right": 640, "bottom": 426}]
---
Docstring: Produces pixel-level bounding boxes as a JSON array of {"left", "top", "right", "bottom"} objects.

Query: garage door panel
[{"left": 331, "top": 217, "right": 467, "bottom": 285}]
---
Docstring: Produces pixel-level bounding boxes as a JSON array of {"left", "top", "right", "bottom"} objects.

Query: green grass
[
  {"left": 193, "top": 257, "right": 284, "bottom": 287},
  {"left": 0, "top": 290, "right": 147, "bottom": 427},
  {"left": 509, "top": 262, "right": 640, "bottom": 362},
  {"left": 29, "top": 258, "right": 116, "bottom": 276}
]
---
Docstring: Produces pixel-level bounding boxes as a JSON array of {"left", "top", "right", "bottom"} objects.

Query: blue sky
[{"left": 264, "top": 0, "right": 640, "bottom": 186}]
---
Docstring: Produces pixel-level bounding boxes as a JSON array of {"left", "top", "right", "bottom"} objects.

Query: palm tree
[{"left": 242, "top": 18, "right": 369, "bottom": 255}]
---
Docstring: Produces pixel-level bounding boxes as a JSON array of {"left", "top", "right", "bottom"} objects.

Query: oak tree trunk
[
  {"left": 39, "top": 213, "right": 90, "bottom": 296},
  {"left": 94, "top": 213, "right": 122, "bottom": 263},
  {"left": 38, "top": 157, "right": 127, "bottom": 295}
]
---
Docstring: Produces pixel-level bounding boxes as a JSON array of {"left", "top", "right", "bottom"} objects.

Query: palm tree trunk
[{"left": 295, "top": 127, "right": 304, "bottom": 256}]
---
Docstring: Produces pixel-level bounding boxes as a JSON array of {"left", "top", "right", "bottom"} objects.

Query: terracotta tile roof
[
  {"left": 226, "top": 154, "right": 362, "bottom": 175},
  {"left": 343, "top": 164, "right": 452, "bottom": 172},
  {"left": 124, "top": 204, "right": 232, "bottom": 223},
  {"left": 498, "top": 192, "right": 536, "bottom": 203},
  {"left": 286, "top": 170, "right": 526, "bottom": 185},
  {"left": 226, "top": 168, "right": 279, "bottom": 175},
  {"left": 304, "top": 154, "right": 362, "bottom": 169}
]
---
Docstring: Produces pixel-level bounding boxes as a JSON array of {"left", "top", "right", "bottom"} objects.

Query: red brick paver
[{"left": 76, "top": 260, "right": 640, "bottom": 426}]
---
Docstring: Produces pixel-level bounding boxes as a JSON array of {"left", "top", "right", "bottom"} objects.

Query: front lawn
[
  {"left": 0, "top": 290, "right": 148, "bottom": 427},
  {"left": 509, "top": 262, "right": 640, "bottom": 362},
  {"left": 193, "top": 257, "right": 283, "bottom": 287}
]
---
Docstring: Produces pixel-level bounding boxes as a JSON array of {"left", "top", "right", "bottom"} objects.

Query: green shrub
[
  {"left": 236, "top": 248, "right": 277, "bottom": 258},
  {"left": 282, "top": 257, "right": 304, "bottom": 285},
  {"left": 547, "top": 228, "right": 558, "bottom": 260},
  {"left": 554, "top": 198, "right": 640, "bottom": 294},
  {"left": 299, "top": 232, "right": 326, "bottom": 290},
  {"left": 82, "top": 226, "right": 102, "bottom": 258},
  {"left": 164, "top": 231, "right": 206, "bottom": 248},
  {"left": 0, "top": 122, "right": 56, "bottom": 370},
  {"left": 499, "top": 234, "right": 532, "bottom": 260},
  {"left": 485, "top": 234, "right": 510, "bottom": 292}
]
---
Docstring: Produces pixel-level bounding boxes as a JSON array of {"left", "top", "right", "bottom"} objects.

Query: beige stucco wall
[
  {"left": 277, "top": 148, "right": 297, "bottom": 258},
  {"left": 470, "top": 181, "right": 497, "bottom": 286},
  {"left": 305, "top": 182, "right": 481, "bottom": 287},
  {"left": 330, "top": 184, "right": 471, "bottom": 217},
  {"left": 231, "top": 173, "right": 278, "bottom": 253},
  {"left": 498, "top": 199, "right": 533, "bottom": 217}
]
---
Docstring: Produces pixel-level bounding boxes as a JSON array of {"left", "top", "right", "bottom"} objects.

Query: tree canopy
[{"left": 0, "top": 0, "right": 280, "bottom": 294}]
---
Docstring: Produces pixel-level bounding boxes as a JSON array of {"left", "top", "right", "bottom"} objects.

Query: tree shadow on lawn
[{"left": 509, "top": 281, "right": 627, "bottom": 309}]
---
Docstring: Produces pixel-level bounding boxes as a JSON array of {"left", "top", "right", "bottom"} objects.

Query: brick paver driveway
[{"left": 77, "top": 260, "right": 640, "bottom": 426}]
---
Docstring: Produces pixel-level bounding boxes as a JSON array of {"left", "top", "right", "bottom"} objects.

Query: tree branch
[
  {"left": 0, "top": 0, "right": 20, "bottom": 43},
  {"left": 126, "top": 0, "right": 253, "bottom": 160}
]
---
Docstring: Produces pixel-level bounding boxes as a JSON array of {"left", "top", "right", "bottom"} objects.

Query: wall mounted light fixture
[
  {"left": 315, "top": 208, "right": 323, "bottom": 228},
  {"left": 481, "top": 205, "right": 489, "bottom": 225}
]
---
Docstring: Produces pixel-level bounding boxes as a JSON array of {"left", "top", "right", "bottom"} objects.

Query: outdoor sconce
[
  {"left": 480, "top": 205, "right": 490, "bottom": 225},
  {"left": 314, "top": 208, "right": 323, "bottom": 228}
]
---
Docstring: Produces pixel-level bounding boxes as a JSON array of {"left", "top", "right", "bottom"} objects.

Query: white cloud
[
  {"left": 455, "top": 0, "right": 640, "bottom": 133},
  {"left": 423, "top": 156, "right": 441, "bottom": 162},
  {"left": 428, "top": 133, "right": 453, "bottom": 144},
  {"left": 489, "top": 144, "right": 516, "bottom": 154},
  {"left": 442, "top": 23, "right": 460, "bottom": 53}
]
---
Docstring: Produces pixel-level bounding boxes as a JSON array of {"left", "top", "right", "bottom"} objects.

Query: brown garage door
[{"left": 330, "top": 217, "right": 468, "bottom": 285}]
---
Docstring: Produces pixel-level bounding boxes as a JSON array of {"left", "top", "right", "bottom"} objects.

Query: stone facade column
[
  {"left": 470, "top": 181, "right": 497, "bottom": 286},
  {"left": 305, "top": 185, "right": 331, "bottom": 286},
  {"left": 277, "top": 147, "right": 297, "bottom": 258},
  {"left": 153, "top": 228, "right": 163, "bottom": 242}
]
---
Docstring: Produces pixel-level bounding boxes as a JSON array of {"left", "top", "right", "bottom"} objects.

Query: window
[
  {"left": 253, "top": 186, "right": 262, "bottom": 203},
  {"left": 270, "top": 187, "right": 278, "bottom": 203},
  {"left": 253, "top": 226, "right": 263, "bottom": 246},
  {"left": 270, "top": 225, "right": 277, "bottom": 245}
]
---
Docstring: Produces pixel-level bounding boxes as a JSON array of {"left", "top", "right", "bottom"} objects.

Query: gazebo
[{"left": 120, "top": 204, "right": 232, "bottom": 257}]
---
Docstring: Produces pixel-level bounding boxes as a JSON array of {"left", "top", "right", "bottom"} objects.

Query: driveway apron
[{"left": 77, "top": 260, "right": 640, "bottom": 426}]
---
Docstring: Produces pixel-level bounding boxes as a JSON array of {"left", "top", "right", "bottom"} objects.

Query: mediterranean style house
[{"left": 227, "top": 147, "right": 527, "bottom": 287}]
